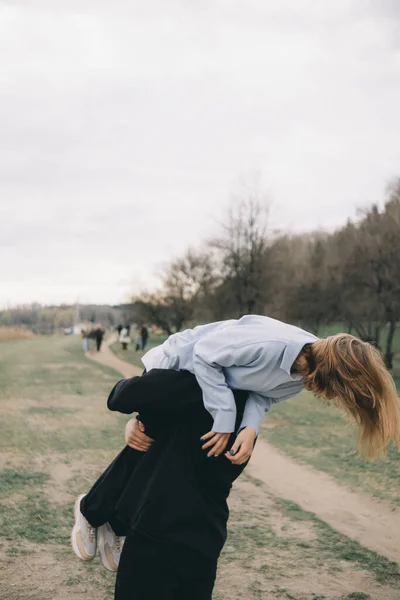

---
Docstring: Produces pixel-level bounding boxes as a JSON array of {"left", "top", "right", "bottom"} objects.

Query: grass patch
[
  {"left": 27, "top": 406, "right": 76, "bottom": 416},
  {"left": 0, "top": 469, "right": 49, "bottom": 494},
  {"left": 0, "top": 335, "right": 131, "bottom": 599},
  {"left": 1, "top": 332, "right": 398, "bottom": 600},
  {"left": 276, "top": 498, "right": 400, "bottom": 585},
  {"left": 0, "top": 491, "right": 59, "bottom": 543}
]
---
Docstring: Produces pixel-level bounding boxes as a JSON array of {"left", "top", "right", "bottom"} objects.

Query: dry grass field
[{"left": 0, "top": 335, "right": 399, "bottom": 599}]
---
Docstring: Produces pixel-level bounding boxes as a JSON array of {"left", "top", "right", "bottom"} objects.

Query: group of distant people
[
  {"left": 117, "top": 324, "right": 149, "bottom": 352},
  {"left": 81, "top": 323, "right": 150, "bottom": 354},
  {"left": 81, "top": 325, "right": 105, "bottom": 352}
]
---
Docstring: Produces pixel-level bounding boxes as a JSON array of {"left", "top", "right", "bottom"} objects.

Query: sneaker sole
[
  {"left": 71, "top": 494, "right": 95, "bottom": 561},
  {"left": 98, "top": 526, "right": 118, "bottom": 572}
]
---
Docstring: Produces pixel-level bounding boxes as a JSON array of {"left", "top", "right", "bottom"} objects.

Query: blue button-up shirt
[{"left": 142, "top": 315, "right": 318, "bottom": 434}]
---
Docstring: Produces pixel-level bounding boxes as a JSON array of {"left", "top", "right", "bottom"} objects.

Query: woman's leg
[
  {"left": 72, "top": 446, "right": 143, "bottom": 569},
  {"left": 80, "top": 446, "right": 143, "bottom": 532}
]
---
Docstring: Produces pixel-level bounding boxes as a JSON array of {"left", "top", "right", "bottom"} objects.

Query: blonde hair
[{"left": 305, "top": 334, "right": 400, "bottom": 458}]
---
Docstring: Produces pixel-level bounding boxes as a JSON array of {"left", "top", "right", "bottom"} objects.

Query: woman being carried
[{"left": 71, "top": 315, "right": 400, "bottom": 600}]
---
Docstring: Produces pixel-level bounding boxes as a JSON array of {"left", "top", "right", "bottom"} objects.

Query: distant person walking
[
  {"left": 135, "top": 329, "right": 143, "bottom": 352},
  {"left": 140, "top": 325, "right": 149, "bottom": 351},
  {"left": 82, "top": 329, "right": 90, "bottom": 352},
  {"left": 117, "top": 325, "right": 123, "bottom": 336},
  {"left": 119, "top": 328, "right": 130, "bottom": 351},
  {"left": 94, "top": 326, "right": 105, "bottom": 352}
]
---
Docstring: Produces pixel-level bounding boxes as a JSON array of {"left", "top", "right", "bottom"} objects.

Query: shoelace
[
  {"left": 88, "top": 526, "right": 96, "bottom": 542},
  {"left": 116, "top": 537, "right": 123, "bottom": 552}
]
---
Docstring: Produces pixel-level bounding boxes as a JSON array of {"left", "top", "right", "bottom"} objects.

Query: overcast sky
[{"left": 1, "top": 0, "right": 399, "bottom": 307}]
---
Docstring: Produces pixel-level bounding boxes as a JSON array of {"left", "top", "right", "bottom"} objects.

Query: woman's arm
[
  {"left": 193, "top": 328, "right": 276, "bottom": 433},
  {"left": 239, "top": 392, "right": 273, "bottom": 434}
]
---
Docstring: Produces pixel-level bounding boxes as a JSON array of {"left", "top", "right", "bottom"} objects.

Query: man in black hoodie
[{"left": 72, "top": 369, "right": 251, "bottom": 600}]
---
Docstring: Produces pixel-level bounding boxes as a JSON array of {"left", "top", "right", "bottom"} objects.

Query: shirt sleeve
[
  {"left": 192, "top": 328, "right": 267, "bottom": 433},
  {"left": 239, "top": 388, "right": 303, "bottom": 434},
  {"left": 239, "top": 392, "right": 273, "bottom": 434}
]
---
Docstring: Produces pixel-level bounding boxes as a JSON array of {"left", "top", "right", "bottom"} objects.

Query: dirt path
[
  {"left": 86, "top": 334, "right": 142, "bottom": 378},
  {"left": 249, "top": 444, "right": 400, "bottom": 563},
  {"left": 89, "top": 338, "right": 400, "bottom": 564}
]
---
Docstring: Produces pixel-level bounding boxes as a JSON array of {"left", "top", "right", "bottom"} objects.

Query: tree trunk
[
  {"left": 374, "top": 324, "right": 382, "bottom": 350},
  {"left": 385, "top": 320, "right": 397, "bottom": 370}
]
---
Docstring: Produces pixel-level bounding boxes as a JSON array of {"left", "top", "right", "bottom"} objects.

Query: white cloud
[{"left": 0, "top": 0, "right": 399, "bottom": 305}]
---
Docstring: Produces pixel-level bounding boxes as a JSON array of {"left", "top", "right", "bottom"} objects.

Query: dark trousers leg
[
  {"left": 176, "top": 574, "right": 216, "bottom": 600},
  {"left": 80, "top": 446, "right": 143, "bottom": 535},
  {"left": 115, "top": 534, "right": 216, "bottom": 600}
]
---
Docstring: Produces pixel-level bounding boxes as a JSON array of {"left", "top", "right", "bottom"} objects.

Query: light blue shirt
[{"left": 142, "top": 315, "right": 318, "bottom": 434}]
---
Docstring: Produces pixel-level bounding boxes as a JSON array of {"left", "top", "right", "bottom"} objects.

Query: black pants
[
  {"left": 115, "top": 534, "right": 216, "bottom": 600},
  {"left": 81, "top": 445, "right": 141, "bottom": 536}
]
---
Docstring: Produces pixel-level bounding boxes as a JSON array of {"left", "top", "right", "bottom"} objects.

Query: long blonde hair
[{"left": 304, "top": 334, "right": 400, "bottom": 458}]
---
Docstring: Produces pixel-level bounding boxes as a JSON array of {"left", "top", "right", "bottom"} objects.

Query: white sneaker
[
  {"left": 98, "top": 523, "right": 125, "bottom": 572},
  {"left": 71, "top": 494, "right": 97, "bottom": 561}
]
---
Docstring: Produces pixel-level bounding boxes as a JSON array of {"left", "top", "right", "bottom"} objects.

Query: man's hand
[
  {"left": 201, "top": 431, "right": 231, "bottom": 457},
  {"left": 125, "top": 418, "right": 154, "bottom": 452},
  {"left": 225, "top": 427, "right": 256, "bottom": 465}
]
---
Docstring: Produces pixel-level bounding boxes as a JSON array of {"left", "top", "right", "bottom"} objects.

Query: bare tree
[
  {"left": 133, "top": 248, "right": 219, "bottom": 333},
  {"left": 130, "top": 176, "right": 400, "bottom": 372},
  {"left": 212, "top": 180, "right": 270, "bottom": 317}
]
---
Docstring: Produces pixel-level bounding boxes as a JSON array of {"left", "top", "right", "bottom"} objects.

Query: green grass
[
  {"left": 0, "top": 469, "right": 49, "bottom": 493},
  {"left": 225, "top": 494, "right": 400, "bottom": 585},
  {"left": 110, "top": 332, "right": 168, "bottom": 369},
  {"left": 0, "top": 335, "right": 123, "bottom": 598},
  {"left": 1, "top": 332, "right": 399, "bottom": 600},
  {"left": 275, "top": 498, "right": 400, "bottom": 585},
  {"left": 1, "top": 490, "right": 59, "bottom": 543}
]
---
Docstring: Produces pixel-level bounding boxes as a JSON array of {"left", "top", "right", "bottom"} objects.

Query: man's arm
[
  {"left": 107, "top": 370, "right": 199, "bottom": 415},
  {"left": 125, "top": 418, "right": 154, "bottom": 451}
]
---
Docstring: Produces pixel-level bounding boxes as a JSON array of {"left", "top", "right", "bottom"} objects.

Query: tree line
[
  {"left": 133, "top": 178, "right": 400, "bottom": 368},
  {"left": 0, "top": 304, "right": 128, "bottom": 335}
]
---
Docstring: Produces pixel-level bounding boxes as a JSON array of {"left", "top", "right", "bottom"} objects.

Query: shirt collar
[{"left": 280, "top": 336, "right": 318, "bottom": 378}]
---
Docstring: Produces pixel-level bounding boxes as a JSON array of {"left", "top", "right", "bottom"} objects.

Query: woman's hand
[
  {"left": 201, "top": 431, "right": 231, "bottom": 457},
  {"left": 125, "top": 418, "right": 154, "bottom": 452},
  {"left": 225, "top": 426, "right": 256, "bottom": 465}
]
